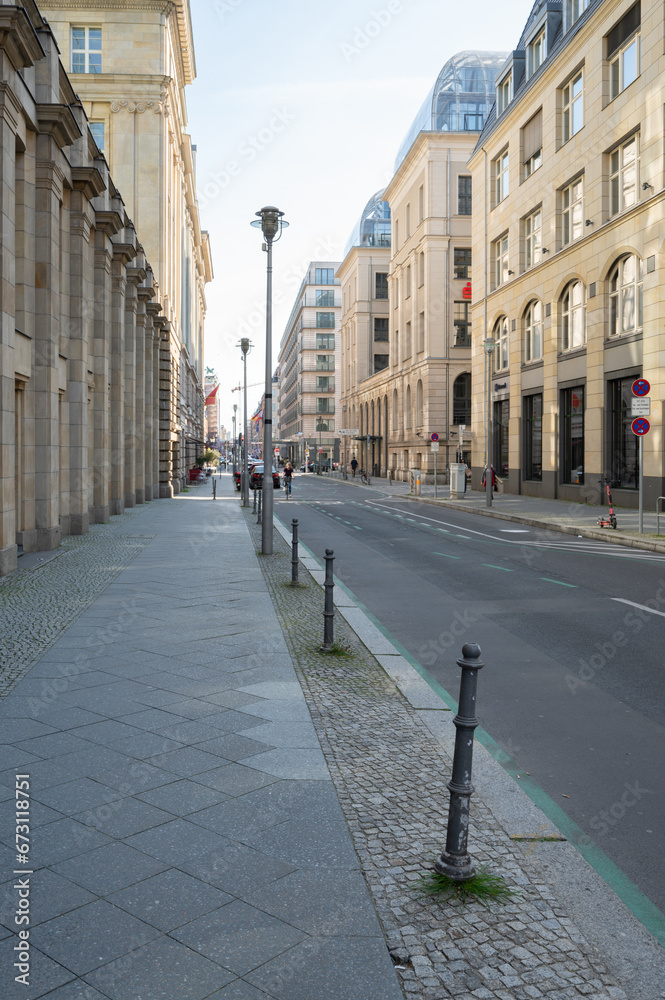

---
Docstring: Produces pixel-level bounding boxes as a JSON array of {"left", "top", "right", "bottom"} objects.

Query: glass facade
[
  {"left": 524, "top": 394, "right": 542, "bottom": 480},
  {"left": 344, "top": 191, "right": 391, "bottom": 256},
  {"left": 609, "top": 377, "right": 638, "bottom": 488},
  {"left": 562, "top": 387, "right": 585, "bottom": 484}
]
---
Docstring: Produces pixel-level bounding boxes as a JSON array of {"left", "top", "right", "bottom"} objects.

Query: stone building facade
[
  {"left": 0, "top": 0, "right": 210, "bottom": 576},
  {"left": 277, "top": 262, "right": 342, "bottom": 467},
  {"left": 468, "top": 0, "right": 663, "bottom": 506},
  {"left": 40, "top": 0, "right": 212, "bottom": 493}
]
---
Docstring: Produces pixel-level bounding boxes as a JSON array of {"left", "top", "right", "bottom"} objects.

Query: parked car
[
  {"left": 249, "top": 462, "right": 280, "bottom": 490},
  {"left": 300, "top": 461, "right": 314, "bottom": 472}
]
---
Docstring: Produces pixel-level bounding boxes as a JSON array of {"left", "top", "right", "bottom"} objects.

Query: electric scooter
[{"left": 597, "top": 477, "right": 618, "bottom": 529}]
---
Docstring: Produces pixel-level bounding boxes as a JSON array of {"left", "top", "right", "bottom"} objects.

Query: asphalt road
[{"left": 273, "top": 473, "right": 665, "bottom": 916}]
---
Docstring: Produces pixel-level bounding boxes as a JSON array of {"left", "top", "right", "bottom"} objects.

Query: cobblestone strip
[
  {"left": 0, "top": 508, "right": 152, "bottom": 696},
  {"left": 246, "top": 510, "right": 627, "bottom": 1000}
]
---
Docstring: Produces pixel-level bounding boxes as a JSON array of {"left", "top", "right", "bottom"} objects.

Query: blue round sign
[
  {"left": 632, "top": 378, "right": 650, "bottom": 397},
  {"left": 430, "top": 432, "right": 439, "bottom": 442}
]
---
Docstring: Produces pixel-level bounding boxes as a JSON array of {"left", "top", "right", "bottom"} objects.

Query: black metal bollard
[
  {"left": 257, "top": 489, "right": 262, "bottom": 523},
  {"left": 435, "top": 642, "right": 485, "bottom": 882},
  {"left": 252, "top": 489, "right": 257, "bottom": 513},
  {"left": 212, "top": 478, "right": 217, "bottom": 499},
  {"left": 291, "top": 519, "right": 299, "bottom": 584},
  {"left": 320, "top": 549, "right": 335, "bottom": 651}
]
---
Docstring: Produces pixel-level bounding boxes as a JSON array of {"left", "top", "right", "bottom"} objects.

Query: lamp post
[
  {"left": 251, "top": 206, "right": 289, "bottom": 554},
  {"left": 239, "top": 339, "right": 252, "bottom": 507},
  {"left": 232, "top": 404, "right": 237, "bottom": 473},
  {"left": 483, "top": 337, "right": 496, "bottom": 508}
]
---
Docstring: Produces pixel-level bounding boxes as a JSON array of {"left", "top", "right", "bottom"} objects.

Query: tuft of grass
[
  {"left": 411, "top": 866, "right": 520, "bottom": 908},
  {"left": 319, "top": 641, "right": 352, "bottom": 657}
]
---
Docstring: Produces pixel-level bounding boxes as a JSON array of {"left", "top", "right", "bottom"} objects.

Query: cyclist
[{"left": 283, "top": 461, "right": 294, "bottom": 498}]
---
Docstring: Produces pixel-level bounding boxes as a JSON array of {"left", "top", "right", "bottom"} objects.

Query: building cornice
[
  {"left": 36, "top": 103, "right": 82, "bottom": 148},
  {"left": 71, "top": 165, "right": 106, "bottom": 200},
  {"left": 0, "top": 5, "right": 44, "bottom": 70}
]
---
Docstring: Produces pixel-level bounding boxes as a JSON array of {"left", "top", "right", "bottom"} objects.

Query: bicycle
[
  {"left": 283, "top": 476, "right": 292, "bottom": 498},
  {"left": 359, "top": 469, "right": 371, "bottom": 485}
]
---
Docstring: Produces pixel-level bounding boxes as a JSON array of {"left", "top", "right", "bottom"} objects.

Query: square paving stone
[
  {"left": 133, "top": 688, "right": 185, "bottom": 708},
  {"left": 37, "top": 899, "right": 159, "bottom": 976},
  {"left": 239, "top": 870, "right": 382, "bottom": 935},
  {"left": 236, "top": 722, "right": 319, "bottom": 749},
  {"left": 156, "top": 719, "right": 236, "bottom": 744},
  {"left": 35, "top": 708, "right": 106, "bottom": 730},
  {"left": 193, "top": 763, "right": 280, "bottom": 797},
  {"left": 1, "top": 719, "right": 56, "bottom": 742},
  {"left": 159, "top": 699, "right": 228, "bottom": 719},
  {"left": 32, "top": 778, "right": 124, "bottom": 815},
  {"left": 247, "top": 937, "right": 404, "bottom": 1000},
  {"left": 149, "top": 747, "right": 228, "bottom": 776},
  {"left": 246, "top": 749, "right": 330, "bottom": 781},
  {"left": 1, "top": 868, "right": 95, "bottom": 928},
  {"left": 126, "top": 818, "right": 232, "bottom": 867},
  {"left": 199, "top": 710, "right": 265, "bottom": 733},
  {"left": 203, "top": 691, "right": 266, "bottom": 710},
  {"left": 116, "top": 708, "right": 190, "bottom": 732},
  {"left": 193, "top": 734, "right": 273, "bottom": 763},
  {"left": 33, "top": 816, "right": 112, "bottom": 864},
  {"left": 109, "top": 868, "right": 233, "bottom": 931},
  {"left": 37, "top": 979, "right": 110, "bottom": 998},
  {"left": 206, "top": 983, "right": 277, "bottom": 1000},
  {"left": 248, "top": 812, "right": 360, "bottom": 870},
  {"left": 173, "top": 901, "right": 306, "bottom": 976},
  {"left": 53, "top": 842, "right": 168, "bottom": 895},
  {"left": 73, "top": 796, "right": 173, "bottom": 839},
  {"left": 0, "top": 744, "right": 40, "bottom": 772},
  {"left": 107, "top": 731, "right": 184, "bottom": 758},
  {"left": 67, "top": 720, "right": 143, "bottom": 744},
  {"left": 137, "top": 779, "right": 228, "bottom": 815},
  {"left": 85, "top": 934, "right": 235, "bottom": 999},
  {"left": 16, "top": 732, "right": 96, "bottom": 759},
  {"left": 180, "top": 841, "right": 297, "bottom": 897},
  {"left": 0, "top": 936, "right": 74, "bottom": 996},
  {"left": 88, "top": 758, "right": 178, "bottom": 794}
]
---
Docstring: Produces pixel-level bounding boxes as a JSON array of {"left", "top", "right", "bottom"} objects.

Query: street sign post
[
  {"left": 431, "top": 440, "right": 439, "bottom": 497},
  {"left": 631, "top": 416, "right": 650, "bottom": 534}
]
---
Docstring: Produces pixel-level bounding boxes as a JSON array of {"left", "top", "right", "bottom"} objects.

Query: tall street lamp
[
  {"left": 232, "top": 403, "right": 237, "bottom": 473},
  {"left": 251, "top": 206, "right": 289, "bottom": 554},
  {"left": 483, "top": 337, "right": 496, "bottom": 508},
  {"left": 238, "top": 339, "right": 252, "bottom": 507}
]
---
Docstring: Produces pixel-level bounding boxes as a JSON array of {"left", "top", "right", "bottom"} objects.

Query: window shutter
[
  {"left": 522, "top": 109, "right": 543, "bottom": 163},
  {"left": 607, "top": 1, "right": 640, "bottom": 58}
]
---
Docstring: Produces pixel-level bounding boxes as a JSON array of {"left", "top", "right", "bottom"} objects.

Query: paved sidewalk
[
  {"left": 324, "top": 471, "right": 665, "bottom": 551},
  {"left": 0, "top": 481, "right": 402, "bottom": 999},
  {"left": 0, "top": 476, "right": 663, "bottom": 1000}
]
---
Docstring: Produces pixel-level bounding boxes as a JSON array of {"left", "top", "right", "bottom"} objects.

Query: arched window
[
  {"left": 561, "top": 281, "right": 586, "bottom": 351},
  {"left": 524, "top": 300, "right": 542, "bottom": 362},
  {"left": 392, "top": 388, "right": 398, "bottom": 430},
  {"left": 609, "top": 255, "right": 643, "bottom": 337},
  {"left": 494, "top": 316, "right": 508, "bottom": 370},
  {"left": 453, "top": 373, "right": 471, "bottom": 424},
  {"left": 405, "top": 385, "right": 412, "bottom": 428},
  {"left": 416, "top": 380, "right": 424, "bottom": 427}
]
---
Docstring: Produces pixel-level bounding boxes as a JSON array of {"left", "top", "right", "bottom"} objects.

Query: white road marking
[{"left": 611, "top": 598, "right": 665, "bottom": 618}]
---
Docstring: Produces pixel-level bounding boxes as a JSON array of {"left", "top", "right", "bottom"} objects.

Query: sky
[{"left": 186, "top": 0, "right": 530, "bottom": 433}]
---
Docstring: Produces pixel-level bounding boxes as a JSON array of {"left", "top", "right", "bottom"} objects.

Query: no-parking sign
[{"left": 632, "top": 417, "right": 650, "bottom": 436}]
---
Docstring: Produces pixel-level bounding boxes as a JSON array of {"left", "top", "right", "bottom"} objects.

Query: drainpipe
[{"left": 482, "top": 146, "right": 488, "bottom": 470}]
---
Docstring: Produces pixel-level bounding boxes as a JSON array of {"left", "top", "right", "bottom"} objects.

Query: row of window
[
  {"left": 519, "top": 375, "right": 639, "bottom": 489},
  {"left": 496, "top": 3, "right": 640, "bottom": 122},
  {"left": 492, "top": 253, "right": 643, "bottom": 370},
  {"left": 493, "top": 135, "right": 639, "bottom": 280}
]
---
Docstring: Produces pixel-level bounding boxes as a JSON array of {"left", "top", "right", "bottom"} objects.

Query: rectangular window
[
  {"left": 374, "top": 317, "right": 389, "bottom": 342},
  {"left": 316, "top": 333, "right": 334, "bottom": 349},
  {"left": 608, "top": 3, "right": 640, "bottom": 99},
  {"left": 562, "top": 177, "right": 583, "bottom": 245},
  {"left": 565, "top": 0, "right": 589, "bottom": 32},
  {"left": 418, "top": 312, "right": 424, "bottom": 352},
  {"left": 406, "top": 203, "right": 411, "bottom": 238},
  {"left": 610, "top": 134, "right": 639, "bottom": 215},
  {"left": 405, "top": 264, "right": 411, "bottom": 298},
  {"left": 418, "top": 185, "right": 424, "bottom": 222},
  {"left": 316, "top": 355, "right": 334, "bottom": 371},
  {"left": 562, "top": 71, "right": 583, "bottom": 142},
  {"left": 72, "top": 27, "right": 102, "bottom": 74},
  {"left": 374, "top": 354, "right": 389, "bottom": 373},
  {"left": 528, "top": 29, "right": 546, "bottom": 77},
  {"left": 562, "top": 386, "right": 585, "bottom": 484},
  {"left": 524, "top": 393, "right": 543, "bottom": 481},
  {"left": 458, "top": 176, "right": 472, "bottom": 215},
  {"left": 454, "top": 248, "right": 471, "bottom": 279},
  {"left": 418, "top": 252, "right": 425, "bottom": 286},
  {"left": 315, "top": 268, "right": 335, "bottom": 284},
  {"left": 453, "top": 374, "right": 471, "bottom": 425},
  {"left": 453, "top": 302, "right": 471, "bottom": 347},
  {"left": 405, "top": 320, "right": 411, "bottom": 357},
  {"left": 497, "top": 72, "right": 512, "bottom": 115},
  {"left": 375, "top": 272, "right": 388, "bottom": 299},
  {"left": 316, "top": 312, "right": 335, "bottom": 329},
  {"left": 524, "top": 208, "right": 542, "bottom": 269},
  {"left": 495, "top": 318, "right": 509, "bottom": 371},
  {"left": 316, "top": 418, "right": 334, "bottom": 431},
  {"left": 522, "top": 108, "right": 543, "bottom": 179},
  {"left": 492, "top": 233, "right": 509, "bottom": 288},
  {"left": 316, "top": 290, "right": 335, "bottom": 306},
  {"left": 316, "top": 376, "right": 335, "bottom": 391},
  {"left": 609, "top": 376, "right": 638, "bottom": 488},
  {"left": 494, "top": 150, "right": 509, "bottom": 204},
  {"left": 316, "top": 397, "right": 334, "bottom": 414},
  {"left": 89, "top": 121, "right": 105, "bottom": 151},
  {"left": 493, "top": 399, "right": 510, "bottom": 477}
]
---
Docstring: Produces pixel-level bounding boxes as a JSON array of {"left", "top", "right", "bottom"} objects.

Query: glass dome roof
[
  {"left": 394, "top": 50, "right": 509, "bottom": 172},
  {"left": 344, "top": 190, "right": 391, "bottom": 258}
]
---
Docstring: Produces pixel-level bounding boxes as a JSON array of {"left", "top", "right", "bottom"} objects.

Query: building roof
[
  {"left": 394, "top": 50, "right": 509, "bottom": 172},
  {"left": 343, "top": 190, "right": 391, "bottom": 258}
]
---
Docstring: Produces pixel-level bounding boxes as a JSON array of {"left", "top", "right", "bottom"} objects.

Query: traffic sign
[
  {"left": 431, "top": 442, "right": 439, "bottom": 452},
  {"left": 632, "top": 378, "right": 650, "bottom": 396},
  {"left": 339, "top": 428, "right": 360, "bottom": 435},
  {"left": 631, "top": 398, "right": 650, "bottom": 416},
  {"left": 430, "top": 432, "right": 439, "bottom": 442},
  {"left": 632, "top": 417, "right": 650, "bottom": 436}
]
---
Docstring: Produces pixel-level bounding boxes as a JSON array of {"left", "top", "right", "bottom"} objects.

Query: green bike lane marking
[
  {"left": 434, "top": 552, "right": 460, "bottom": 560},
  {"left": 540, "top": 577, "right": 578, "bottom": 588},
  {"left": 278, "top": 513, "right": 665, "bottom": 947}
]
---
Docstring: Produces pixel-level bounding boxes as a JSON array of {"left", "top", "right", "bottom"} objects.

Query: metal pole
[
  {"left": 262, "top": 237, "right": 274, "bottom": 553},
  {"left": 291, "top": 518, "right": 299, "bottom": 584},
  {"left": 212, "top": 478, "right": 216, "bottom": 500},
  {"left": 434, "top": 449, "right": 438, "bottom": 499},
  {"left": 320, "top": 549, "right": 335, "bottom": 651},
  {"left": 257, "top": 487, "right": 262, "bottom": 523},
  {"left": 639, "top": 436, "right": 644, "bottom": 534},
  {"left": 435, "top": 642, "right": 485, "bottom": 882},
  {"left": 486, "top": 351, "right": 492, "bottom": 508},
  {"left": 242, "top": 351, "right": 249, "bottom": 507},
  {"left": 253, "top": 487, "right": 257, "bottom": 513}
]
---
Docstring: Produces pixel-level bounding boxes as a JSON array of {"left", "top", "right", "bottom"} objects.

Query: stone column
[
  {"left": 149, "top": 305, "right": 162, "bottom": 498},
  {"left": 109, "top": 218, "right": 135, "bottom": 515},
  {"left": 0, "top": 91, "right": 19, "bottom": 573},
  {"left": 132, "top": 254, "right": 148, "bottom": 504},
  {"left": 158, "top": 319, "right": 174, "bottom": 498},
  {"left": 139, "top": 269, "right": 157, "bottom": 502}
]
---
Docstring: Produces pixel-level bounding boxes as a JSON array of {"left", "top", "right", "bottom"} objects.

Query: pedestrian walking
[
  {"left": 481, "top": 465, "right": 498, "bottom": 492},
  {"left": 351, "top": 457, "right": 358, "bottom": 478},
  {"left": 283, "top": 461, "right": 294, "bottom": 498}
]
